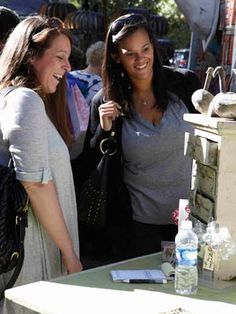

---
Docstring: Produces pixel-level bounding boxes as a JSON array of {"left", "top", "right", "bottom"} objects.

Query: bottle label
[{"left": 176, "top": 247, "right": 198, "bottom": 266}]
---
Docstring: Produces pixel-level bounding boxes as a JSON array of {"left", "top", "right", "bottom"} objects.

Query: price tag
[{"left": 203, "top": 245, "right": 218, "bottom": 271}]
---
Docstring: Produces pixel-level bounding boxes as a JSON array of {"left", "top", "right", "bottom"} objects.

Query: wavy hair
[{"left": 0, "top": 15, "right": 73, "bottom": 146}]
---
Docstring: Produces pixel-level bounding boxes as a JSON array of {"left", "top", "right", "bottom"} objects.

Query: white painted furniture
[{"left": 184, "top": 113, "right": 236, "bottom": 280}]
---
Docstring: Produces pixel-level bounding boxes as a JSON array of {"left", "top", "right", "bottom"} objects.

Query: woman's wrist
[
  {"left": 61, "top": 251, "right": 83, "bottom": 273},
  {"left": 60, "top": 242, "right": 76, "bottom": 258}
]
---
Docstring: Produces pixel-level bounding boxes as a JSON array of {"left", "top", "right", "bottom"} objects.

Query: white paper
[{"left": 110, "top": 269, "right": 167, "bottom": 282}]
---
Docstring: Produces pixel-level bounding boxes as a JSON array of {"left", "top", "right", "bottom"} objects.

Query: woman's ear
[
  {"left": 111, "top": 53, "right": 120, "bottom": 64},
  {"left": 28, "top": 53, "right": 37, "bottom": 65}
]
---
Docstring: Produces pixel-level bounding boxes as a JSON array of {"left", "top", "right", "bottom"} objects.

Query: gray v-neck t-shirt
[{"left": 122, "top": 95, "right": 193, "bottom": 225}]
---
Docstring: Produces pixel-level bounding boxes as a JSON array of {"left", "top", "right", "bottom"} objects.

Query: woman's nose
[
  {"left": 64, "top": 59, "right": 71, "bottom": 72},
  {"left": 136, "top": 53, "right": 145, "bottom": 60}
]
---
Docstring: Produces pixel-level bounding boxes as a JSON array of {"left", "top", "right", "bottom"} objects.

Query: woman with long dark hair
[{"left": 79, "top": 13, "right": 199, "bottom": 265}]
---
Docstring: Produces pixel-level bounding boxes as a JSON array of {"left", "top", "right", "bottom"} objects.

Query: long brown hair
[{"left": 0, "top": 15, "right": 73, "bottom": 146}]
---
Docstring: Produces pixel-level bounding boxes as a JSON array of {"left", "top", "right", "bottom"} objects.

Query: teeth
[
  {"left": 54, "top": 74, "right": 63, "bottom": 79},
  {"left": 136, "top": 64, "right": 146, "bottom": 69}
]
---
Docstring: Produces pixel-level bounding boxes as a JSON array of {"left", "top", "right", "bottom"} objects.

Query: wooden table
[{"left": 5, "top": 253, "right": 236, "bottom": 313}]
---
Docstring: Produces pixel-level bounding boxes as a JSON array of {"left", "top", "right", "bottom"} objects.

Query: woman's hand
[
  {"left": 62, "top": 252, "right": 83, "bottom": 274},
  {"left": 98, "top": 101, "right": 122, "bottom": 131}
]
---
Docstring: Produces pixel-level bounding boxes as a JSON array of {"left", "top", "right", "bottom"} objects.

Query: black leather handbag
[
  {"left": 0, "top": 159, "right": 28, "bottom": 300},
  {"left": 77, "top": 131, "right": 117, "bottom": 229},
  {"left": 73, "top": 116, "right": 133, "bottom": 262}
]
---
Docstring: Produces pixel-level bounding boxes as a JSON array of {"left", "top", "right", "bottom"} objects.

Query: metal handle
[{"left": 99, "top": 135, "right": 117, "bottom": 156}]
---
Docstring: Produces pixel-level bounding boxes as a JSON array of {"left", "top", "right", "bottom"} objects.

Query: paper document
[
  {"left": 110, "top": 263, "right": 175, "bottom": 282},
  {"left": 110, "top": 269, "right": 166, "bottom": 282}
]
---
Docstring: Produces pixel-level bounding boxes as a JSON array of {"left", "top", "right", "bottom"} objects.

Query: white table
[{"left": 5, "top": 253, "right": 236, "bottom": 313}]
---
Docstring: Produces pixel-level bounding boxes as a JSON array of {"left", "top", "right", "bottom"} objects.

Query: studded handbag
[{"left": 77, "top": 131, "right": 117, "bottom": 229}]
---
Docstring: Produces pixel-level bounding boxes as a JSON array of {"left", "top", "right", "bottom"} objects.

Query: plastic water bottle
[{"left": 175, "top": 220, "right": 198, "bottom": 295}]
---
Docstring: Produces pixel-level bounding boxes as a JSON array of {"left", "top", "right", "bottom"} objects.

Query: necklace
[
  {"left": 135, "top": 99, "right": 152, "bottom": 107},
  {"left": 141, "top": 99, "right": 156, "bottom": 108},
  {"left": 132, "top": 91, "right": 156, "bottom": 108}
]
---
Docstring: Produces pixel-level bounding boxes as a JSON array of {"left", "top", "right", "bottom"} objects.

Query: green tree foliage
[
  {"left": 69, "top": 0, "right": 191, "bottom": 48},
  {"left": 155, "top": 0, "right": 191, "bottom": 49}
]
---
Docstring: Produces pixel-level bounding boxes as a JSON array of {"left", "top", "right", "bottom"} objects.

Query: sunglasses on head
[
  {"left": 47, "top": 17, "right": 64, "bottom": 29},
  {"left": 31, "top": 17, "right": 64, "bottom": 41},
  {"left": 110, "top": 13, "right": 147, "bottom": 35}
]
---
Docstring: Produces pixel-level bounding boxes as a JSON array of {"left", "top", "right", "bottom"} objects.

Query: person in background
[
  {"left": 84, "top": 13, "right": 199, "bottom": 262},
  {"left": 69, "top": 40, "right": 105, "bottom": 106},
  {"left": 0, "top": 15, "right": 82, "bottom": 314},
  {"left": 67, "top": 78, "right": 90, "bottom": 160},
  {"left": 0, "top": 6, "right": 20, "bottom": 53},
  {"left": 67, "top": 41, "right": 105, "bottom": 159}
]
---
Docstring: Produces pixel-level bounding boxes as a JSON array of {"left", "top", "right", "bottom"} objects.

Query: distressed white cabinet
[{"left": 184, "top": 113, "right": 236, "bottom": 280}]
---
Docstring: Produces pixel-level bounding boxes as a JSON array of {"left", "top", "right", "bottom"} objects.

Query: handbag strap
[{"left": 0, "top": 86, "right": 16, "bottom": 100}]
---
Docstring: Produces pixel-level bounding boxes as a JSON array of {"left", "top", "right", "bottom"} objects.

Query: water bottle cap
[{"left": 181, "top": 220, "right": 192, "bottom": 229}]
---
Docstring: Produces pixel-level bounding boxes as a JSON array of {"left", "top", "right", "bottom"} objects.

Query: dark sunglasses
[
  {"left": 31, "top": 17, "right": 64, "bottom": 42},
  {"left": 110, "top": 13, "right": 147, "bottom": 35},
  {"left": 47, "top": 17, "right": 64, "bottom": 29}
]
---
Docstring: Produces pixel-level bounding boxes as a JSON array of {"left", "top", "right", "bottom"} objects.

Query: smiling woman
[
  {"left": 75, "top": 13, "right": 200, "bottom": 266},
  {"left": 0, "top": 16, "right": 73, "bottom": 146},
  {"left": 0, "top": 15, "right": 82, "bottom": 314},
  {"left": 31, "top": 33, "right": 71, "bottom": 94}
]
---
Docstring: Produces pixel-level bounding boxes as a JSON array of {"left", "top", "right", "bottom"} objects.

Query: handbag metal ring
[{"left": 99, "top": 138, "right": 117, "bottom": 156}]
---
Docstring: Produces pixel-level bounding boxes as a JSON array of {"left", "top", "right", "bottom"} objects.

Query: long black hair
[{"left": 102, "top": 13, "right": 169, "bottom": 114}]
